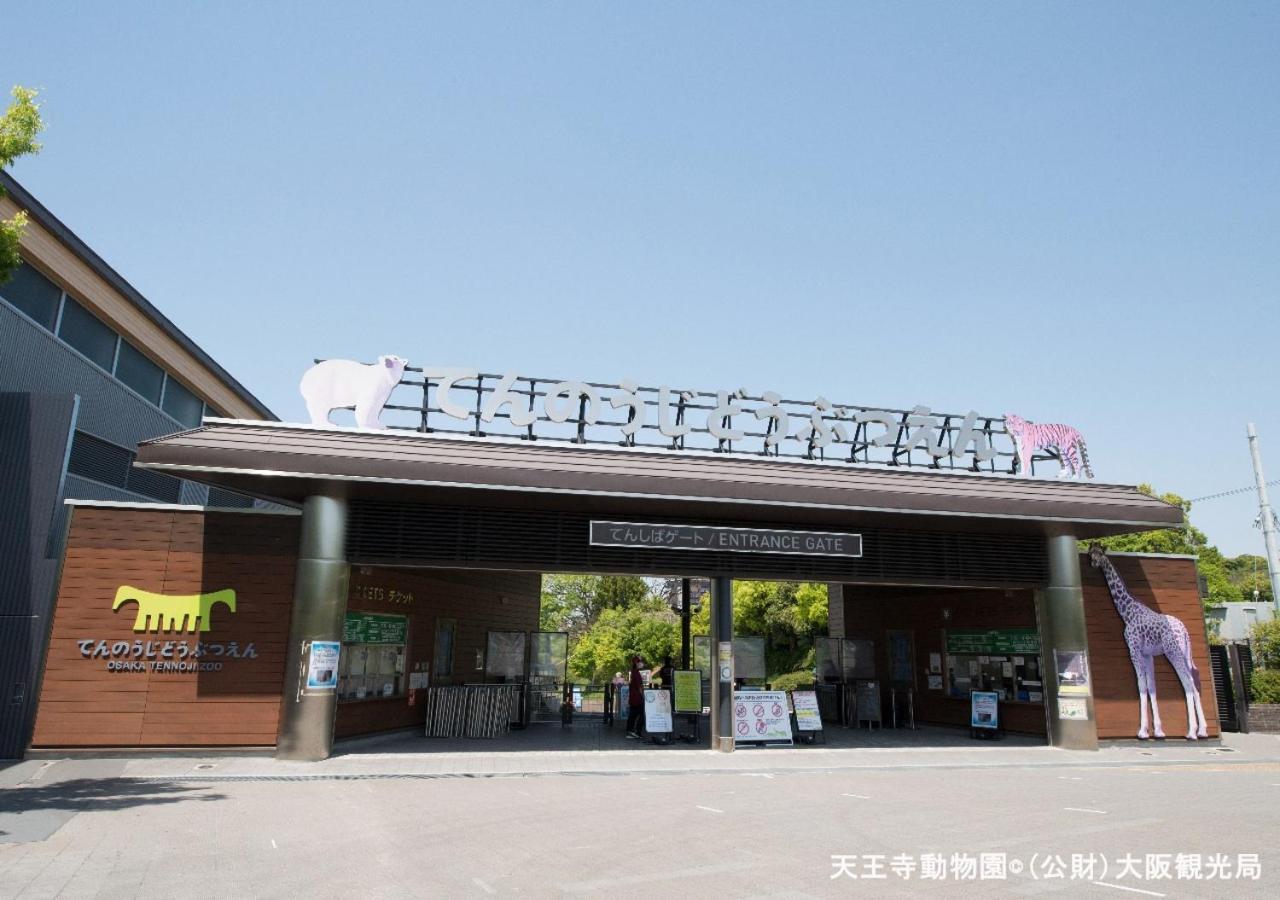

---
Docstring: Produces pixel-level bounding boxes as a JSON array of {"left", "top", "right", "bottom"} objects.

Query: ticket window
[
  {"left": 945, "top": 653, "right": 1044, "bottom": 703},
  {"left": 339, "top": 613, "right": 408, "bottom": 702}
]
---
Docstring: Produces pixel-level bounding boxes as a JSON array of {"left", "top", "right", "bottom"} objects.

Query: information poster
[
  {"left": 673, "top": 670, "right": 702, "bottom": 714},
  {"left": 733, "top": 690, "right": 793, "bottom": 744},
  {"left": 1055, "top": 650, "right": 1091, "bottom": 696},
  {"left": 792, "top": 690, "right": 822, "bottom": 732},
  {"left": 306, "top": 641, "right": 341, "bottom": 691},
  {"left": 718, "top": 641, "right": 733, "bottom": 683},
  {"left": 1058, "top": 697, "right": 1089, "bottom": 720},
  {"left": 970, "top": 690, "right": 999, "bottom": 730},
  {"left": 643, "top": 689, "right": 673, "bottom": 733}
]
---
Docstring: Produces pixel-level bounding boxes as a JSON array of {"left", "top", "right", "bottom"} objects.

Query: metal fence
[{"left": 423, "top": 684, "right": 522, "bottom": 738}]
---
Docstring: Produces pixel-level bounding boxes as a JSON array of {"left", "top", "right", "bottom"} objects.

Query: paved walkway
[{"left": 5, "top": 727, "right": 1276, "bottom": 786}]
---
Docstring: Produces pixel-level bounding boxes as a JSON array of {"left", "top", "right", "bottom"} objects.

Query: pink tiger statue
[{"left": 1004, "top": 413, "right": 1093, "bottom": 479}]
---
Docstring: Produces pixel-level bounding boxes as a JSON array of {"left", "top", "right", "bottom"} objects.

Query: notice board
[
  {"left": 792, "top": 690, "right": 823, "bottom": 732},
  {"left": 644, "top": 689, "right": 673, "bottom": 733},
  {"left": 733, "top": 690, "right": 793, "bottom": 745},
  {"left": 673, "top": 670, "right": 702, "bottom": 714}
]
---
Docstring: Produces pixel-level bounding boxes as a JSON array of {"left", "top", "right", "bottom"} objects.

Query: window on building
[
  {"left": 339, "top": 612, "right": 408, "bottom": 702},
  {"left": 161, "top": 378, "right": 204, "bottom": 428},
  {"left": 433, "top": 618, "right": 457, "bottom": 679},
  {"left": 67, "top": 431, "right": 132, "bottom": 487},
  {"left": 208, "top": 487, "right": 255, "bottom": 509},
  {"left": 0, "top": 261, "right": 62, "bottom": 330},
  {"left": 125, "top": 466, "right": 183, "bottom": 504},
  {"left": 114, "top": 340, "right": 165, "bottom": 405},
  {"left": 58, "top": 298, "right": 119, "bottom": 371}
]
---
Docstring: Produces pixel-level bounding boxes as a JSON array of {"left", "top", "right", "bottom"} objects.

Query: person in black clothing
[
  {"left": 657, "top": 656, "right": 674, "bottom": 692},
  {"left": 625, "top": 655, "right": 645, "bottom": 738}
]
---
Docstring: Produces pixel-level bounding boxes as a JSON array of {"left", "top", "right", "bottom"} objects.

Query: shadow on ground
[{"left": 0, "top": 778, "right": 223, "bottom": 815}]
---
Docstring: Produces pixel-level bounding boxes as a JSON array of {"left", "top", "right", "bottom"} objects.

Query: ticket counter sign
[
  {"left": 343, "top": 613, "right": 407, "bottom": 644},
  {"left": 733, "top": 690, "right": 793, "bottom": 745},
  {"left": 792, "top": 690, "right": 822, "bottom": 732},
  {"left": 643, "top": 689, "right": 673, "bottom": 733},
  {"left": 970, "top": 690, "right": 999, "bottom": 730},
  {"left": 673, "top": 670, "right": 702, "bottom": 714}
]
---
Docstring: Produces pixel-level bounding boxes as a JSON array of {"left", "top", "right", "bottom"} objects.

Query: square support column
[
  {"left": 1035, "top": 532, "right": 1099, "bottom": 751},
  {"left": 276, "top": 493, "right": 350, "bottom": 761},
  {"left": 708, "top": 576, "right": 734, "bottom": 752}
]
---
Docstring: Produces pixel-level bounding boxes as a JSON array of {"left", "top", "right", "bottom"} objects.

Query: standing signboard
[
  {"left": 673, "top": 670, "right": 702, "bottom": 714},
  {"left": 305, "top": 641, "right": 341, "bottom": 692},
  {"left": 970, "top": 690, "right": 1000, "bottom": 736},
  {"left": 643, "top": 689, "right": 673, "bottom": 735},
  {"left": 854, "top": 681, "right": 881, "bottom": 727},
  {"left": 792, "top": 690, "right": 823, "bottom": 732},
  {"left": 733, "top": 690, "right": 793, "bottom": 746}
]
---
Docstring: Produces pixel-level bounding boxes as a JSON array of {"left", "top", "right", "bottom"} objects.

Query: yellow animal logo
[{"left": 112, "top": 586, "right": 237, "bottom": 634}]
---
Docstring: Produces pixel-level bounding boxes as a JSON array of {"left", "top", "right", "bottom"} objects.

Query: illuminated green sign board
[
  {"left": 343, "top": 612, "right": 407, "bottom": 644},
  {"left": 945, "top": 628, "right": 1040, "bottom": 655},
  {"left": 673, "top": 670, "right": 702, "bottom": 713}
]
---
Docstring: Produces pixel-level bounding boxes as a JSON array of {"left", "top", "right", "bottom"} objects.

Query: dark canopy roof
[{"left": 136, "top": 421, "right": 1181, "bottom": 539}]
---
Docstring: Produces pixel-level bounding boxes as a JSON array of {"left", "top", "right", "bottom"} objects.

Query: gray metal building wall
[
  {"left": 0, "top": 393, "right": 77, "bottom": 759},
  {"left": 0, "top": 304, "right": 213, "bottom": 757}
]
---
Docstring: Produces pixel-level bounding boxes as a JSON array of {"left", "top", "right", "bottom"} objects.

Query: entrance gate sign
[
  {"left": 374, "top": 363, "right": 1039, "bottom": 474},
  {"left": 733, "top": 690, "right": 793, "bottom": 745},
  {"left": 589, "top": 521, "right": 863, "bottom": 557}
]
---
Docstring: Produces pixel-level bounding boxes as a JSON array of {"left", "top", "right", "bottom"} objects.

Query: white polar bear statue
[{"left": 299, "top": 355, "right": 409, "bottom": 429}]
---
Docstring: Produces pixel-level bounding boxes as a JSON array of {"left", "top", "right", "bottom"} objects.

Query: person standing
[{"left": 626, "top": 655, "right": 645, "bottom": 739}]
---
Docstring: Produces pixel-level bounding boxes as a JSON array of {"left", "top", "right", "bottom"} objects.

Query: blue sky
[{"left": 5, "top": 2, "right": 1278, "bottom": 555}]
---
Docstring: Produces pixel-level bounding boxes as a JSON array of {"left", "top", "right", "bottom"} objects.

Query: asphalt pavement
[{"left": 2, "top": 730, "right": 1278, "bottom": 898}]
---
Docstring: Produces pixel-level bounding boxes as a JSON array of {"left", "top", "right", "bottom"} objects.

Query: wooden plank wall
[
  {"left": 1082, "top": 554, "right": 1220, "bottom": 740},
  {"left": 31, "top": 507, "right": 300, "bottom": 748},
  {"left": 336, "top": 566, "right": 541, "bottom": 739},
  {"left": 843, "top": 586, "right": 1047, "bottom": 735}
]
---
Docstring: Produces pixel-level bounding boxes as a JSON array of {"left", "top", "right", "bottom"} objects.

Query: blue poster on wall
[{"left": 306, "top": 641, "right": 341, "bottom": 691}]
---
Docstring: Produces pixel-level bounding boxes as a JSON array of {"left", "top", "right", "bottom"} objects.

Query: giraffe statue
[{"left": 1088, "top": 544, "right": 1208, "bottom": 740}]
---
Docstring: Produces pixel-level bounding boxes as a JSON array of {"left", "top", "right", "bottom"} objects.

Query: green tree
[
  {"left": 0, "top": 86, "right": 44, "bottom": 283},
  {"left": 1087, "top": 484, "right": 1238, "bottom": 605},
  {"left": 1251, "top": 618, "right": 1280, "bottom": 669},
  {"left": 539, "top": 574, "right": 650, "bottom": 635},
  {"left": 1224, "top": 555, "right": 1273, "bottom": 605},
  {"left": 732, "top": 580, "right": 828, "bottom": 677},
  {"left": 567, "top": 595, "right": 680, "bottom": 682}
]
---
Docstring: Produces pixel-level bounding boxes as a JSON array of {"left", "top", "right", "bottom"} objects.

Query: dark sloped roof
[{"left": 136, "top": 421, "right": 1183, "bottom": 538}]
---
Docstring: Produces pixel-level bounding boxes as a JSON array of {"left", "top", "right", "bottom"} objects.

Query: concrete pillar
[
  {"left": 1035, "top": 532, "right": 1099, "bottom": 751},
  {"left": 708, "top": 576, "right": 734, "bottom": 752},
  {"left": 276, "top": 493, "right": 350, "bottom": 761}
]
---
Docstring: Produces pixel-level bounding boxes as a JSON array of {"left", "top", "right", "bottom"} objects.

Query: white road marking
[
  {"left": 742, "top": 772, "right": 774, "bottom": 779},
  {"left": 472, "top": 878, "right": 496, "bottom": 894},
  {"left": 1063, "top": 807, "right": 1108, "bottom": 814},
  {"left": 270, "top": 839, "right": 277, "bottom": 849},
  {"left": 841, "top": 793, "right": 870, "bottom": 799},
  {"left": 1092, "top": 880, "right": 1165, "bottom": 896},
  {"left": 696, "top": 805, "right": 724, "bottom": 814}
]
